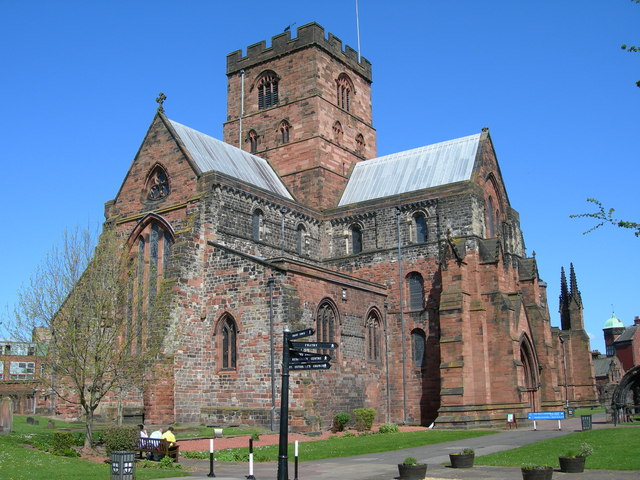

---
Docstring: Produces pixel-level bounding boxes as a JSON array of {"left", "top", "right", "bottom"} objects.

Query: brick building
[{"left": 84, "top": 23, "right": 596, "bottom": 429}]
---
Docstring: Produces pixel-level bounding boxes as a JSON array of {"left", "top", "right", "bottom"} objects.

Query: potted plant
[
  {"left": 558, "top": 442, "right": 593, "bottom": 473},
  {"left": 398, "top": 456, "right": 427, "bottom": 479},
  {"left": 449, "top": 448, "right": 475, "bottom": 468},
  {"left": 521, "top": 464, "right": 553, "bottom": 480}
]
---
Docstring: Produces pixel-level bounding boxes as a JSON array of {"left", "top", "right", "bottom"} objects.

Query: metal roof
[
  {"left": 338, "top": 133, "right": 481, "bottom": 206},
  {"left": 169, "top": 119, "right": 293, "bottom": 200}
]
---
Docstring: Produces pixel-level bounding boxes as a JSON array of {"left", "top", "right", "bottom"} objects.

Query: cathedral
[{"left": 90, "top": 23, "right": 596, "bottom": 429}]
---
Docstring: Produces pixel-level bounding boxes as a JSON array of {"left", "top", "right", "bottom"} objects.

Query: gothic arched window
[
  {"left": 487, "top": 196, "right": 496, "bottom": 238},
  {"left": 333, "top": 121, "right": 343, "bottom": 143},
  {"left": 407, "top": 272, "right": 424, "bottom": 311},
  {"left": 279, "top": 120, "right": 290, "bottom": 144},
  {"left": 366, "top": 310, "right": 382, "bottom": 362},
  {"left": 258, "top": 71, "right": 279, "bottom": 109},
  {"left": 355, "top": 133, "right": 365, "bottom": 155},
  {"left": 412, "top": 329, "right": 426, "bottom": 368},
  {"left": 336, "top": 73, "right": 354, "bottom": 111},
  {"left": 317, "top": 301, "right": 338, "bottom": 354},
  {"left": 219, "top": 314, "right": 238, "bottom": 370},
  {"left": 145, "top": 164, "right": 170, "bottom": 201}
]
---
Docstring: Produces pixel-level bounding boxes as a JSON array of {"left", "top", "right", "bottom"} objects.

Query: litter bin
[
  {"left": 111, "top": 451, "right": 135, "bottom": 480},
  {"left": 581, "top": 414, "right": 592, "bottom": 431}
]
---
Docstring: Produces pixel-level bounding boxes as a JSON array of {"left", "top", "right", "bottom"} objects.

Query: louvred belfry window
[
  {"left": 258, "top": 72, "right": 279, "bottom": 109},
  {"left": 336, "top": 73, "right": 354, "bottom": 112}
]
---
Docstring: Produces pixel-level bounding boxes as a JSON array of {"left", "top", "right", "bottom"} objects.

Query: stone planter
[
  {"left": 397, "top": 463, "right": 428, "bottom": 479},
  {"left": 559, "top": 456, "right": 586, "bottom": 473},
  {"left": 449, "top": 453, "right": 475, "bottom": 468},
  {"left": 521, "top": 466, "right": 553, "bottom": 480}
]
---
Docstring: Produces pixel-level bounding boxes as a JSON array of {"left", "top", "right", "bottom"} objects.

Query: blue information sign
[{"left": 527, "top": 411, "right": 565, "bottom": 420}]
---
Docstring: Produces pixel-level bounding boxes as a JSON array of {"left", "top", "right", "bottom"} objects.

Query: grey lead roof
[
  {"left": 338, "top": 133, "right": 481, "bottom": 206},
  {"left": 169, "top": 119, "right": 293, "bottom": 200}
]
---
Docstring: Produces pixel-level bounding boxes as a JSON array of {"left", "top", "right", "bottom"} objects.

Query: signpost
[
  {"left": 527, "top": 411, "right": 565, "bottom": 430},
  {"left": 277, "top": 327, "right": 338, "bottom": 480}
]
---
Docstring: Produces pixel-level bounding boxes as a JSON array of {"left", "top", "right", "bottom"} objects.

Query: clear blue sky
[{"left": 1, "top": 1, "right": 638, "bottom": 353}]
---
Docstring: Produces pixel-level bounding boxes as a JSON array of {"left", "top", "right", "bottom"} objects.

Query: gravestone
[{"left": 0, "top": 397, "right": 13, "bottom": 434}]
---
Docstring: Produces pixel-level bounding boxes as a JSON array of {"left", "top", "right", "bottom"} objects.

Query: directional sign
[
  {"left": 289, "top": 362, "right": 331, "bottom": 370},
  {"left": 289, "top": 328, "right": 315, "bottom": 339},
  {"left": 290, "top": 354, "right": 331, "bottom": 363},
  {"left": 289, "top": 341, "right": 338, "bottom": 350}
]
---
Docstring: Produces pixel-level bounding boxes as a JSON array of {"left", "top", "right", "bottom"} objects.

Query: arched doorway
[{"left": 611, "top": 365, "right": 640, "bottom": 424}]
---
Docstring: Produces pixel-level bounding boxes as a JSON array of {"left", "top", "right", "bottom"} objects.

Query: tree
[
  {"left": 570, "top": 198, "right": 640, "bottom": 237},
  {"left": 621, "top": 0, "right": 640, "bottom": 87},
  {"left": 11, "top": 226, "right": 162, "bottom": 449}
]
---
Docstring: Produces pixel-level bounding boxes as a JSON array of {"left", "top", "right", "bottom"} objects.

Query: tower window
[
  {"left": 355, "top": 134, "right": 365, "bottom": 155},
  {"left": 252, "top": 209, "right": 264, "bottom": 241},
  {"left": 332, "top": 121, "right": 343, "bottom": 144},
  {"left": 258, "top": 72, "right": 279, "bottom": 109},
  {"left": 219, "top": 315, "right": 238, "bottom": 370},
  {"left": 279, "top": 120, "right": 290, "bottom": 144},
  {"left": 248, "top": 130, "right": 258, "bottom": 154},
  {"left": 366, "top": 310, "right": 382, "bottom": 363},
  {"left": 296, "top": 224, "right": 306, "bottom": 255},
  {"left": 336, "top": 73, "right": 354, "bottom": 112}
]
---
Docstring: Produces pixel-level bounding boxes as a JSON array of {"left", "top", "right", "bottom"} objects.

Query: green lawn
[{"left": 476, "top": 428, "right": 640, "bottom": 470}]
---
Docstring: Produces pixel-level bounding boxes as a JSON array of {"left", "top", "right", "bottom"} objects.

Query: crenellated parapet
[{"left": 226, "top": 22, "right": 372, "bottom": 81}]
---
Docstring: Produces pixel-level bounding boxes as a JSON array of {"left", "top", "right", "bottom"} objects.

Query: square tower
[{"left": 224, "top": 22, "right": 376, "bottom": 210}]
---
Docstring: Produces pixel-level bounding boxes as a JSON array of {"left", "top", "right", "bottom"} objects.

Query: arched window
[
  {"left": 317, "top": 301, "right": 338, "bottom": 354},
  {"left": 412, "top": 329, "right": 426, "bottom": 368},
  {"left": 350, "top": 224, "right": 362, "bottom": 254},
  {"left": 336, "top": 73, "right": 354, "bottom": 111},
  {"left": 252, "top": 209, "right": 263, "bottom": 241},
  {"left": 355, "top": 134, "right": 365, "bottom": 155},
  {"left": 219, "top": 315, "right": 238, "bottom": 370},
  {"left": 332, "top": 121, "right": 343, "bottom": 143},
  {"left": 128, "top": 215, "right": 174, "bottom": 354},
  {"left": 487, "top": 196, "right": 496, "bottom": 238},
  {"left": 407, "top": 272, "right": 424, "bottom": 311},
  {"left": 145, "top": 164, "right": 170, "bottom": 201},
  {"left": 258, "top": 71, "right": 279, "bottom": 109},
  {"left": 413, "top": 212, "right": 427, "bottom": 244},
  {"left": 248, "top": 130, "right": 259, "bottom": 154},
  {"left": 296, "top": 224, "right": 306, "bottom": 255},
  {"left": 279, "top": 120, "right": 290, "bottom": 144},
  {"left": 366, "top": 310, "right": 382, "bottom": 362}
]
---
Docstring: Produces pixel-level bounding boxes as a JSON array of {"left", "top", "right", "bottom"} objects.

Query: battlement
[{"left": 227, "top": 22, "right": 372, "bottom": 81}]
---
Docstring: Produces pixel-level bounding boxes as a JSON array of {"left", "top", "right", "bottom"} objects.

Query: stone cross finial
[{"left": 156, "top": 92, "right": 167, "bottom": 113}]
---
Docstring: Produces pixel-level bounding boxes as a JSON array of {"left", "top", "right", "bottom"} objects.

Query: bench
[{"left": 137, "top": 438, "right": 179, "bottom": 462}]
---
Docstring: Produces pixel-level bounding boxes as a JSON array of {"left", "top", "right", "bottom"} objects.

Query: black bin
[
  {"left": 111, "top": 451, "right": 135, "bottom": 480},
  {"left": 581, "top": 414, "right": 592, "bottom": 431}
]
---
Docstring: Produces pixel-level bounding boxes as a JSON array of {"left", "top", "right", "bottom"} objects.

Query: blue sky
[{"left": 1, "top": 0, "right": 638, "bottom": 353}]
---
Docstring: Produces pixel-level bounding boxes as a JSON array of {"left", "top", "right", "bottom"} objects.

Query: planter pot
[
  {"left": 559, "top": 456, "right": 585, "bottom": 473},
  {"left": 521, "top": 466, "right": 553, "bottom": 480},
  {"left": 449, "top": 453, "right": 475, "bottom": 468},
  {"left": 398, "top": 463, "right": 428, "bottom": 479}
]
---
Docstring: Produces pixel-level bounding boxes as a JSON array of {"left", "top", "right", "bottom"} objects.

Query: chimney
[{"left": 634, "top": 316, "right": 640, "bottom": 326}]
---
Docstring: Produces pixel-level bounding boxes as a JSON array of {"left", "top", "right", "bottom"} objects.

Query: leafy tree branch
[{"left": 570, "top": 198, "right": 640, "bottom": 236}]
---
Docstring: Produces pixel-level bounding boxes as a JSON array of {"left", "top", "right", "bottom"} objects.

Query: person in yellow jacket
[{"left": 161, "top": 426, "right": 179, "bottom": 460}]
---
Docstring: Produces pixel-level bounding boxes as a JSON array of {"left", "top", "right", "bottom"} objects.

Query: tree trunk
[{"left": 84, "top": 408, "right": 94, "bottom": 450}]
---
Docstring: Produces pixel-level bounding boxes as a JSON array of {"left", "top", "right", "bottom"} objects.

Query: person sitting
[
  {"left": 148, "top": 428, "right": 163, "bottom": 460},
  {"left": 161, "top": 426, "right": 179, "bottom": 460},
  {"left": 138, "top": 424, "right": 148, "bottom": 438}
]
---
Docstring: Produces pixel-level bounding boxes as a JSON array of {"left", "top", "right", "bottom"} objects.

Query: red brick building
[{"left": 86, "top": 23, "right": 596, "bottom": 429}]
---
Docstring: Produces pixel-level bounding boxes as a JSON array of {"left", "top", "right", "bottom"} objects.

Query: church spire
[
  {"left": 569, "top": 263, "right": 582, "bottom": 307},
  {"left": 559, "top": 266, "right": 571, "bottom": 330}
]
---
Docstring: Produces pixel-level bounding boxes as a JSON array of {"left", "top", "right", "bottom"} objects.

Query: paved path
[{"left": 161, "top": 414, "right": 639, "bottom": 480}]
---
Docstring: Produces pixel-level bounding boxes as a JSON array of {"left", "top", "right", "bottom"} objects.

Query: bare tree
[{"left": 11, "top": 226, "right": 161, "bottom": 449}]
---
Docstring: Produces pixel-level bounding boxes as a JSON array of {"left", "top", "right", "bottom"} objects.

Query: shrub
[
  {"left": 103, "top": 426, "right": 138, "bottom": 454},
  {"left": 331, "top": 412, "right": 351, "bottom": 432},
  {"left": 378, "top": 423, "right": 399, "bottom": 434},
  {"left": 252, "top": 432, "right": 261, "bottom": 441},
  {"left": 51, "top": 432, "right": 79, "bottom": 457},
  {"left": 343, "top": 431, "right": 356, "bottom": 438},
  {"left": 353, "top": 408, "right": 376, "bottom": 431},
  {"left": 403, "top": 456, "right": 417, "bottom": 465}
]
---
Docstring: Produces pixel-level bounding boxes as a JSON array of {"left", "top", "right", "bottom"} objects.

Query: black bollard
[
  {"left": 293, "top": 440, "right": 299, "bottom": 480},
  {"left": 246, "top": 437, "right": 256, "bottom": 479},
  {"left": 207, "top": 438, "right": 216, "bottom": 477}
]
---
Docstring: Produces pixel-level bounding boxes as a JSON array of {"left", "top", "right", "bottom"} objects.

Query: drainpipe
[
  {"left": 559, "top": 333, "right": 569, "bottom": 411},
  {"left": 383, "top": 301, "right": 391, "bottom": 424},
  {"left": 396, "top": 208, "right": 408, "bottom": 424},
  {"left": 268, "top": 275, "right": 276, "bottom": 431},
  {"left": 239, "top": 70, "right": 245, "bottom": 148}
]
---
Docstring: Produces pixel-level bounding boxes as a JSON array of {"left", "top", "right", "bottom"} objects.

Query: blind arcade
[{"left": 277, "top": 327, "right": 338, "bottom": 480}]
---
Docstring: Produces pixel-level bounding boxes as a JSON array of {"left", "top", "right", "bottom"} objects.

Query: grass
[
  {"left": 184, "top": 429, "right": 495, "bottom": 462},
  {"left": 476, "top": 428, "right": 640, "bottom": 470},
  {"left": 0, "top": 416, "right": 189, "bottom": 480}
]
